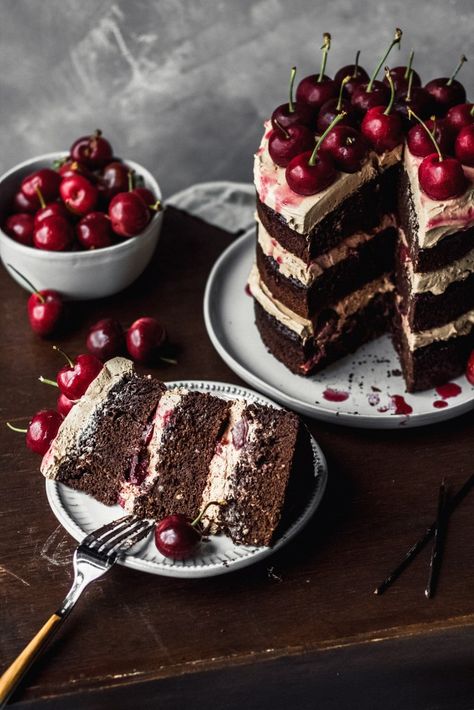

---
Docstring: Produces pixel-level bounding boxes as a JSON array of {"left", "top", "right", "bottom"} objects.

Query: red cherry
[
  {"left": 268, "top": 123, "right": 314, "bottom": 167},
  {"left": 424, "top": 56, "right": 468, "bottom": 116},
  {"left": 70, "top": 130, "right": 113, "bottom": 169},
  {"left": 34, "top": 202, "right": 70, "bottom": 228},
  {"left": 455, "top": 125, "right": 474, "bottom": 167},
  {"left": 33, "top": 215, "right": 73, "bottom": 251},
  {"left": 154, "top": 514, "right": 201, "bottom": 559},
  {"left": 57, "top": 393, "right": 75, "bottom": 417},
  {"left": 418, "top": 154, "right": 467, "bottom": 200},
  {"left": 57, "top": 160, "right": 96, "bottom": 182},
  {"left": 446, "top": 103, "right": 474, "bottom": 133},
  {"left": 334, "top": 55, "right": 369, "bottom": 98},
  {"left": 351, "top": 81, "right": 390, "bottom": 115},
  {"left": 271, "top": 66, "right": 316, "bottom": 129},
  {"left": 320, "top": 126, "right": 369, "bottom": 173},
  {"left": 4, "top": 213, "right": 34, "bottom": 246},
  {"left": 132, "top": 187, "right": 156, "bottom": 210},
  {"left": 361, "top": 106, "right": 403, "bottom": 152},
  {"left": 126, "top": 317, "right": 166, "bottom": 364},
  {"left": 394, "top": 87, "right": 434, "bottom": 127},
  {"left": 76, "top": 211, "right": 113, "bottom": 249},
  {"left": 26, "top": 410, "right": 63, "bottom": 455},
  {"left": 108, "top": 192, "right": 150, "bottom": 238},
  {"left": 21, "top": 169, "right": 61, "bottom": 203},
  {"left": 25, "top": 287, "right": 64, "bottom": 336},
  {"left": 296, "top": 76, "right": 337, "bottom": 111},
  {"left": 316, "top": 97, "right": 357, "bottom": 133},
  {"left": 86, "top": 318, "right": 125, "bottom": 360},
  {"left": 56, "top": 351, "right": 103, "bottom": 400},
  {"left": 12, "top": 190, "right": 40, "bottom": 214},
  {"left": 100, "top": 161, "right": 130, "bottom": 200},
  {"left": 286, "top": 150, "right": 336, "bottom": 196},
  {"left": 384, "top": 67, "right": 421, "bottom": 96},
  {"left": 466, "top": 351, "right": 474, "bottom": 385},
  {"left": 407, "top": 118, "right": 455, "bottom": 158},
  {"left": 59, "top": 175, "right": 98, "bottom": 216}
]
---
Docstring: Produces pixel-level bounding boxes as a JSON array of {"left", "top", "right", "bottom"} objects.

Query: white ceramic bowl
[{"left": 0, "top": 152, "right": 163, "bottom": 300}]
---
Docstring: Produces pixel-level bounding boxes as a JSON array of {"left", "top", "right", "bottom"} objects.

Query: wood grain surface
[{"left": 0, "top": 207, "right": 473, "bottom": 709}]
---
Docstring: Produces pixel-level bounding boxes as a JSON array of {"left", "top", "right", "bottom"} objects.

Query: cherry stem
[
  {"left": 308, "top": 111, "right": 346, "bottom": 166},
  {"left": 404, "top": 49, "right": 415, "bottom": 80},
  {"left": 191, "top": 500, "right": 226, "bottom": 527},
  {"left": 149, "top": 200, "right": 163, "bottom": 212},
  {"left": 39, "top": 376, "right": 59, "bottom": 388},
  {"left": 318, "top": 32, "right": 331, "bottom": 83},
  {"left": 159, "top": 356, "right": 177, "bottom": 365},
  {"left": 128, "top": 170, "right": 135, "bottom": 192},
  {"left": 408, "top": 108, "right": 443, "bottom": 162},
  {"left": 337, "top": 76, "right": 350, "bottom": 110},
  {"left": 405, "top": 69, "right": 414, "bottom": 103},
  {"left": 384, "top": 67, "right": 396, "bottom": 115},
  {"left": 35, "top": 186, "right": 46, "bottom": 209},
  {"left": 353, "top": 49, "right": 360, "bottom": 78},
  {"left": 53, "top": 345, "right": 74, "bottom": 368},
  {"left": 447, "top": 55, "right": 467, "bottom": 86},
  {"left": 288, "top": 66, "right": 296, "bottom": 113},
  {"left": 6, "top": 422, "right": 27, "bottom": 434},
  {"left": 470, "top": 105, "right": 474, "bottom": 118},
  {"left": 367, "top": 28, "right": 403, "bottom": 92},
  {"left": 274, "top": 119, "right": 290, "bottom": 139},
  {"left": 6, "top": 264, "right": 45, "bottom": 303}
]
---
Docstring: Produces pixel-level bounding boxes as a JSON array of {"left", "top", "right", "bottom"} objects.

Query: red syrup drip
[
  {"left": 323, "top": 388, "right": 349, "bottom": 402},
  {"left": 433, "top": 400, "right": 448, "bottom": 409},
  {"left": 435, "top": 382, "right": 462, "bottom": 399},
  {"left": 389, "top": 395, "right": 413, "bottom": 415}
]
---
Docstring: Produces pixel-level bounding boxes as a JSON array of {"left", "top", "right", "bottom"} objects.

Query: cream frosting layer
[
  {"left": 404, "top": 148, "right": 474, "bottom": 249},
  {"left": 254, "top": 120, "right": 402, "bottom": 235},
  {"left": 402, "top": 309, "right": 474, "bottom": 350},
  {"left": 257, "top": 213, "right": 396, "bottom": 286},
  {"left": 41, "top": 357, "right": 134, "bottom": 479},
  {"left": 248, "top": 263, "right": 394, "bottom": 341}
]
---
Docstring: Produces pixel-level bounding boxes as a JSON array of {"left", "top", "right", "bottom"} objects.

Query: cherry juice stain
[
  {"left": 244, "top": 283, "right": 252, "bottom": 296},
  {"left": 323, "top": 388, "right": 349, "bottom": 402},
  {"left": 433, "top": 400, "right": 448, "bottom": 409},
  {"left": 389, "top": 394, "right": 412, "bottom": 415},
  {"left": 435, "top": 382, "right": 462, "bottom": 399}
]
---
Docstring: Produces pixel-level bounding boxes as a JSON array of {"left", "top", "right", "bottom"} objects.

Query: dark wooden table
[{"left": 1, "top": 208, "right": 474, "bottom": 710}]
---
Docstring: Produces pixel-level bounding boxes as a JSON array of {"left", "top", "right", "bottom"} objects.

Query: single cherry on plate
[
  {"left": 296, "top": 33, "right": 338, "bottom": 110},
  {"left": 455, "top": 124, "right": 474, "bottom": 167},
  {"left": 55, "top": 347, "right": 103, "bottom": 400},
  {"left": 154, "top": 501, "right": 224, "bottom": 559},
  {"left": 320, "top": 125, "right": 369, "bottom": 173},
  {"left": 445, "top": 103, "right": 474, "bottom": 133},
  {"left": 316, "top": 76, "right": 357, "bottom": 132},
  {"left": 334, "top": 49, "right": 369, "bottom": 98},
  {"left": 286, "top": 113, "right": 343, "bottom": 195},
  {"left": 407, "top": 116, "right": 455, "bottom": 157},
  {"left": 126, "top": 316, "right": 166, "bottom": 364},
  {"left": 21, "top": 168, "right": 61, "bottom": 203},
  {"left": 361, "top": 68, "right": 403, "bottom": 152},
  {"left": 57, "top": 393, "right": 75, "bottom": 417},
  {"left": 466, "top": 350, "right": 474, "bottom": 385},
  {"left": 86, "top": 318, "right": 125, "bottom": 360},
  {"left": 76, "top": 211, "right": 113, "bottom": 249},
  {"left": 383, "top": 49, "right": 421, "bottom": 96},
  {"left": 271, "top": 66, "right": 315, "bottom": 129},
  {"left": 7, "top": 409, "right": 63, "bottom": 456},
  {"left": 4, "top": 213, "right": 34, "bottom": 246},
  {"left": 70, "top": 130, "right": 113, "bottom": 169},
  {"left": 268, "top": 121, "right": 314, "bottom": 167},
  {"left": 424, "top": 55, "right": 468, "bottom": 116},
  {"left": 33, "top": 215, "right": 74, "bottom": 251},
  {"left": 60, "top": 174, "right": 98, "bottom": 216},
  {"left": 351, "top": 28, "right": 402, "bottom": 114}
]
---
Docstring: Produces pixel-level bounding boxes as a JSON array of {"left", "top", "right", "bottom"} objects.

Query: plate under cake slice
[
  {"left": 250, "top": 121, "right": 400, "bottom": 376},
  {"left": 41, "top": 358, "right": 165, "bottom": 505},
  {"left": 394, "top": 149, "right": 474, "bottom": 391}
]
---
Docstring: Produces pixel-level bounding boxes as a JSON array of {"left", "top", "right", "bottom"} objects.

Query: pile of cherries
[
  {"left": 267, "top": 29, "right": 473, "bottom": 200},
  {"left": 4, "top": 131, "right": 160, "bottom": 251}
]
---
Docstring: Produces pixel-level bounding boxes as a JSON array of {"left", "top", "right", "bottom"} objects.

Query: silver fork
[{"left": 0, "top": 515, "right": 154, "bottom": 708}]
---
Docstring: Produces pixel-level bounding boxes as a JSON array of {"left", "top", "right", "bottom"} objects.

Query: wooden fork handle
[{"left": 0, "top": 613, "right": 63, "bottom": 707}]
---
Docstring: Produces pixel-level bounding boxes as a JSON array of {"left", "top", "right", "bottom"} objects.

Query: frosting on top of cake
[
  {"left": 404, "top": 147, "right": 474, "bottom": 249},
  {"left": 41, "top": 357, "right": 134, "bottom": 479},
  {"left": 254, "top": 120, "right": 402, "bottom": 235}
]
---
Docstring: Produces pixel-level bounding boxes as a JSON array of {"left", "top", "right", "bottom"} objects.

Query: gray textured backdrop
[{"left": 0, "top": 0, "right": 472, "bottom": 196}]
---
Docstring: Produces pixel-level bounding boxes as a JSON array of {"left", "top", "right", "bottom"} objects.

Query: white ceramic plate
[
  {"left": 203, "top": 232, "right": 474, "bottom": 429},
  {"left": 46, "top": 381, "right": 327, "bottom": 578}
]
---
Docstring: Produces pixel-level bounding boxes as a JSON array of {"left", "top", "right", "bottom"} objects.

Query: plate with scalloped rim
[
  {"left": 45, "top": 380, "right": 327, "bottom": 578},
  {"left": 203, "top": 231, "right": 474, "bottom": 429}
]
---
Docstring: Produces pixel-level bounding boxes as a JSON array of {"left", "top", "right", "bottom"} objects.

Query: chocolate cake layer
[
  {"left": 254, "top": 290, "right": 393, "bottom": 376},
  {"left": 392, "top": 304, "right": 474, "bottom": 392},
  {"left": 256, "top": 164, "right": 399, "bottom": 262},
  {"left": 256, "top": 226, "right": 397, "bottom": 320},
  {"left": 52, "top": 373, "right": 165, "bottom": 505},
  {"left": 133, "top": 392, "right": 230, "bottom": 520},
  {"left": 398, "top": 168, "right": 474, "bottom": 271}
]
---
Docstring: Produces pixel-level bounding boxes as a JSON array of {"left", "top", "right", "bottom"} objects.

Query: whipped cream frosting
[
  {"left": 402, "top": 308, "right": 474, "bottom": 350},
  {"left": 41, "top": 357, "right": 134, "bottom": 479},
  {"left": 404, "top": 148, "right": 474, "bottom": 249},
  {"left": 254, "top": 120, "right": 402, "bottom": 235},
  {"left": 257, "top": 213, "right": 395, "bottom": 286}
]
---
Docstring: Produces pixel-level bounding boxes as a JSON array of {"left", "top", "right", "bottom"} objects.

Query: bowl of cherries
[{"left": 0, "top": 130, "right": 163, "bottom": 299}]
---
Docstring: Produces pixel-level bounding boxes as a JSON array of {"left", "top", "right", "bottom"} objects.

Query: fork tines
[{"left": 81, "top": 516, "right": 153, "bottom": 557}]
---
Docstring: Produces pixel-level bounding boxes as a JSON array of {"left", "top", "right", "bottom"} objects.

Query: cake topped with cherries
[{"left": 249, "top": 29, "right": 474, "bottom": 391}]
